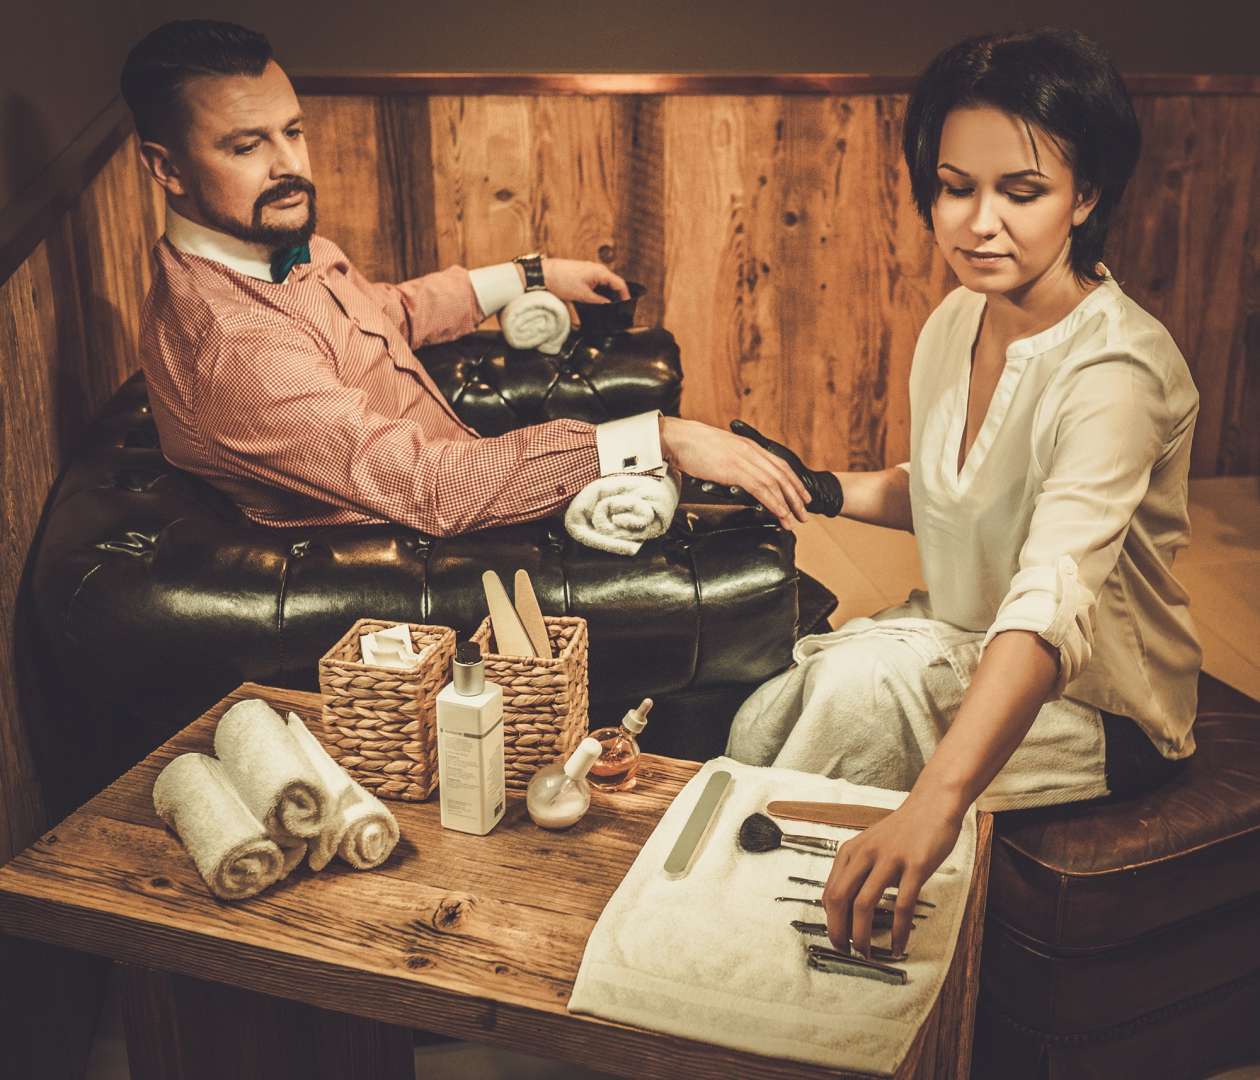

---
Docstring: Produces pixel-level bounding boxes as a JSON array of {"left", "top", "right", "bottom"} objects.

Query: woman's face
[{"left": 930, "top": 104, "right": 1098, "bottom": 295}]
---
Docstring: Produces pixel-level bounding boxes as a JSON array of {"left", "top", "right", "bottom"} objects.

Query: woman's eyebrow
[{"left": 937, "top": 162, "right": 1049, "bottom": 180}]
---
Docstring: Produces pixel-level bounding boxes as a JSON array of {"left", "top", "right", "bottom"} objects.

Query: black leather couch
[{"left": 26, "top": 321, "right": 836, "bottom": 816}]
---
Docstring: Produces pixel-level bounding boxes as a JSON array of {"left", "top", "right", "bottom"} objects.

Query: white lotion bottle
[
  {"left": 526, "top": 736, "right": 604, "bottom": 829},
  {"left": 436, "top": 641, "right": 505, "bottom": 835}
]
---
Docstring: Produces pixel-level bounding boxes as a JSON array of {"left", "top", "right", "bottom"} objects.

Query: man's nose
[{"left": 271, "top": 139, "right": 304, "bottom": 178}]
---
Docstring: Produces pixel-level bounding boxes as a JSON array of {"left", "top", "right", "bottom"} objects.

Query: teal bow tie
[{"left": 270, "top": 243, "right": 311, "bottom": 283}]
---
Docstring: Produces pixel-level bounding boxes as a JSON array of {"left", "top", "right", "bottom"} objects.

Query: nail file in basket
[
  {"left": 664, "top": 770, "right": 733, "bottom": 879},
  {"left": 765, "top": 801, "right": 893, "bottom": 830},
  {"left": 481, "top": 570, "right": 535, "bottom": 657},
  {"left": 513, "top": 569, "right": 553, "bottom": 659}
]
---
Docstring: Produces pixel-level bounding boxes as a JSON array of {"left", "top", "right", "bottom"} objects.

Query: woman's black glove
[{"left": 729, "top": 420, "right": 844, "bottom": 517}]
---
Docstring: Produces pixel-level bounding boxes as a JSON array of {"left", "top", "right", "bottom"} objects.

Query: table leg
[{"left": 119, "top": 964, "right": 414, "bottom": 1080}]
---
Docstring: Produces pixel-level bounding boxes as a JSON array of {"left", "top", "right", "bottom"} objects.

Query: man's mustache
[{"left": 255, "top": 177, "right": 317, "bottom": 211}]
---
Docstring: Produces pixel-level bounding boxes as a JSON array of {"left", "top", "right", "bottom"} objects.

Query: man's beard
[{"left": 195, "top": 176, "right": 318, "bottom": 250}]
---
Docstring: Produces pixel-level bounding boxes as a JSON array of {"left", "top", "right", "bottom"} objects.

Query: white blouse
[{"left": 898, "top": 266, "right": 1201, "bottom": 758}]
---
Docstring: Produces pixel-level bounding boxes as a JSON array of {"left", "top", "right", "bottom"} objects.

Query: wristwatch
[{"left": 513, "top": 251, "right": 546, "bottom": 292}]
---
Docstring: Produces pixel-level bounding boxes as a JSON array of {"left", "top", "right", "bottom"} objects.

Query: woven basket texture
[
  {"left": 317, "top": 619, "right": 456, "bottom": 802},
  {"left": 470, "top": 614, "right": 590, "bottom": 790}
]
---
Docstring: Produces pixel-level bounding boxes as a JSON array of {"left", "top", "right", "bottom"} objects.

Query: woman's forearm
[
  {"left": 833, "top": 467, "right": 914, "bottom": 532},
  {"left": 909, "top": 629, "right": 1061, "bottom": 819}
]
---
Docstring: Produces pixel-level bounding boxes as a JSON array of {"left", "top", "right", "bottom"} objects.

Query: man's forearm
[
  {"left": 834, "top": 467, "right": 913, "bottom": 532},
  {"left": 909, "top": 629, "right": 1061, "bottom": 819}
]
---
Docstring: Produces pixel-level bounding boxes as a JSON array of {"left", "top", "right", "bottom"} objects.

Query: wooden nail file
[
  {"left": 481, "top": 570, "right": 535, "bottom": 657},
  {"left": 513, "top": 569, "right": 553, "bottom": 659},
  {"left": 766, "top": 801, "right": 893, "bottom": 830}
]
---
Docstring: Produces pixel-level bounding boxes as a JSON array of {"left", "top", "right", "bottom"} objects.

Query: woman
[{"left": 726, "top": 28, "right": 1201, "bottom": 962}]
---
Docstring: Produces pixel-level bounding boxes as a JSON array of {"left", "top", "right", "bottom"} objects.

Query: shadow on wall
[{"left": 0, "top": 93, "right": 52, "bottom": 216}]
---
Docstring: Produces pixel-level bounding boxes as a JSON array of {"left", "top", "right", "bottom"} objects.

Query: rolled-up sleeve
[{"left": 981, "top": 352, "right": 1168, "bottom": 696}]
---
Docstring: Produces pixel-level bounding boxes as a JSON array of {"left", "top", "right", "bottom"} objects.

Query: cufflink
[{"left": 623, "top": 455, "right": 638, "bottom": 469}]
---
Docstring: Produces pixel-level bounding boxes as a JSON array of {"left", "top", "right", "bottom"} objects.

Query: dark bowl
[{"left": 572, "top": 280, "right": 647, "bottom": 336}]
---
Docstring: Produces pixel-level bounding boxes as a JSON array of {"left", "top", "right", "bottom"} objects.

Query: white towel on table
[
  {"left": 568, "top": 756, "right": 977, "bottom": 1077},
  {"left": 214, "top": 699, "right": 331, "bottom": 842},
  {"left": 152, "top": 753, "right": 304, "bottom": 901},
  {"left": 564, "top": 468, "right": 680, "bottom": 555},
  {"left": 500, "top": 289, "right": 571, "bottom": 355},
  {"left": 285, "top": 712, "right": 400, "bottom": 871}
]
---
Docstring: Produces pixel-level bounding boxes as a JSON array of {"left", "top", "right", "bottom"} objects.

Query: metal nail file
[
  {"left": 664, "top": 770, "right": 732, "bottom": 879},
  {"left": 481, "top": 570, "right": 535, "bottom": 657},
  {"left": 513, "top": 569, "right": 553, "bottom": 659}
]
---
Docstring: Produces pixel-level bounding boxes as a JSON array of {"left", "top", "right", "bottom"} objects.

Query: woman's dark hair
[
  {"left": 120, "top": 20, "right": 274, "bottom": 147},
  {"left": 902, "top": 28, "right": 1140, "bottom": 285}
]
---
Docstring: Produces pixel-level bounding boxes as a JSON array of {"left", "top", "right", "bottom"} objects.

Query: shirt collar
[{"left": 165, "top": 205, "right": 276, "bottom": 282}]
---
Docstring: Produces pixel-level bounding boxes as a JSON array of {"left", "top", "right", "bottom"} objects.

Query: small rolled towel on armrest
[
  {"left": 153, "top": 753, "right": 299, "bottom": 900},
  {"left": 564, "top": 468, "right": 681, "bottom": 556},
  {"left": 285, "top": 711, "right": 400, "bottom": 871},
  {"left": 214, "top": 699, "right": 330, "bottom": 842},
  {"left": 500, "top": 289, "right": 571, "bottom": 355}
]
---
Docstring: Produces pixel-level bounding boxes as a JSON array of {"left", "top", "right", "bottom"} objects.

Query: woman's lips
[{"left": 961, "top": 249, "right": 1009, "bottom": 266}]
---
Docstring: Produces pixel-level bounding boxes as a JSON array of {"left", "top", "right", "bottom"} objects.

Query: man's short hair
[
  {"left": 120, "top": 20, "right": 274, "bottom": 147},
  {"left": 902, "top": 28, "right": 1141, "bottom": 286}
]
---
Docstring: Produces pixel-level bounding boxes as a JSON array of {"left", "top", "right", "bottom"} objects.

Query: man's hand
[
  {"left": 659, "top": 417, "right": 809, "bottom": 529},
  {"left": 821, "top": 793, "right": 964, "bottom": 960},
  {"left": 534, "top": 259, "right": 630, "bottom": 303},
  {"left": 729, "top": 420, "right": 844, "bottom": 517}
]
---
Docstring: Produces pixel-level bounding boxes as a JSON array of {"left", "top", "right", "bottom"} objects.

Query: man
[{"left": 119, "top": 20, "right": 813, "bottom": 536}]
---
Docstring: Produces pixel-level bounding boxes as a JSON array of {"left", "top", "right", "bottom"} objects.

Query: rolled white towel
[
  {"left": 214, "top": 699, "right": 331, "bottom": 842},
  {"left": 152, "top": 753, "right": 291, "bottom": 901},
  {"left": 564, "top": 468, "right": 681, "bottom": 556},
  {"left": 500, "top": 290, "right": 571, "bottom": 355},
  {"left": 285, "top": 712, "right": 401, "bottom": 871}
]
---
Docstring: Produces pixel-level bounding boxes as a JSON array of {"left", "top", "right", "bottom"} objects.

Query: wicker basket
[
  {"left": 316, "top": 619, "right": 456, "bottom": 802},
  {"left": 470, "top": 614, "right": 590, "bottom": 790}
]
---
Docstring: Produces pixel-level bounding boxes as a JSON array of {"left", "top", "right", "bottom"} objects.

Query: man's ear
[
  {"left": 139, "top": 139, "right": 189, "bottom": 198},
  {"left": 1072, "top": 182, "right": 1101, "bottom": 229}
]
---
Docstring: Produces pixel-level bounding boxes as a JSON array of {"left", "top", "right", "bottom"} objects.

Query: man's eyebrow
[
  {"left": 937, "top": 162, "right": 1050, "bottom": 180},
  {"left": 214, "top": 115, "right": 305, "bottom": 148}
]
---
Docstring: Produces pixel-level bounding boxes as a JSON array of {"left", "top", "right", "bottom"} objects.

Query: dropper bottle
[
  {"left": 526, "top": 737, "right": 603, "bottom": 829},
  {"left": 588, "top": 698, "right": 652, "bottom": 791}
]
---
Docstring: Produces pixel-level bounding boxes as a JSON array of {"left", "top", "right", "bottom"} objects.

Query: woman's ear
[
  {"left": 1072, "top": 182, "right": 1101, "bottom": 228},
  {"left": 138, "top": 140, "right": 189, "bottom": 198}
]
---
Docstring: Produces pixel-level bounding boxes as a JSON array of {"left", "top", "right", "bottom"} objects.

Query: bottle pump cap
[
  {"left": 621, "top": 697, "right": 653, "bottom": 735},
  {"left": 452, "top": 640, "right": 484, "bottom": 695},
  {"left": 564, "top": 737, "right": 604, "bottom": 781}
]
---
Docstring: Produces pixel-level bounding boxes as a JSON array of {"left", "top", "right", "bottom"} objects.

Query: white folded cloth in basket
[
  {"left": 152, "top": 753, "right": 305, "bottom": 900},
  {"left": 564, "top": 468, "right": 681, "bottom": 556},
  {"left": 285, "top": 711, "right": 400, "bottom": 871},
  {"left": 567, "top": 757, "right": 977, "bottom": 1077},
  {"left": 500, "top": 289, "right": 571, "bottom": 355},
  {"left": 214, "top": 699, "right": 331, "bottom": 842}
]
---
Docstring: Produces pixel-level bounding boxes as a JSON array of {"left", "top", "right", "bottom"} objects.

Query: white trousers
[{"left": 726, "top": 598, "right": 1110, "bottom": 811}]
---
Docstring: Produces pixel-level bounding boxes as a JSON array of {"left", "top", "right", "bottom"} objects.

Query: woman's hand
[
  {"left": 821, "top": 793, "right": 964, "bottom": 959},
  {"left": 536, "top": 259, "right": 629, "bottom": 303}
]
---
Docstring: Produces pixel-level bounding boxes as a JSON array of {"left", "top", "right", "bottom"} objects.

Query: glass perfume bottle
[
  {"left": 588, "top": 698, "right": 652, "bottom": 791},
  {"left": 526, "top": 737, "right": 603, "bottom": 829}
]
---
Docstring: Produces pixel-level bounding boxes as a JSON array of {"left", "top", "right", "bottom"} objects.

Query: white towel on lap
[
  {"left": 285, "top": 711, "right": 400, "bottom": 871},
  {"left": 500, "top": 290, "right": 571, "bottom": 355},
  {"left": 564, "top": 468, "right": 680, "bottom": 555},
  {"left": 568, "top": 757, "right": 977, "bottom": 1077},
  {"left": 153, "top": 753, "right": 299, "bottom": 900},
  {"left": 214, "top": 699, "right": 330, "bottom": 842}
]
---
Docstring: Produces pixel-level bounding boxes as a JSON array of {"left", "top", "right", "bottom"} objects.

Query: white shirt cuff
[
  {"left": 595, "top": 411, "right": 665, "bottom": 475},
  {"left": 896, "top": 461, "right": 911, "bottom": 474},
  {"left": 469, "top": 262, "right": 524, "bottom": 318}
]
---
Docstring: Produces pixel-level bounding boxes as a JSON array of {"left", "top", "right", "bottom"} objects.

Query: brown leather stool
[{"left": 974, "top": 673, "right": 1260, "bottom": 1079}]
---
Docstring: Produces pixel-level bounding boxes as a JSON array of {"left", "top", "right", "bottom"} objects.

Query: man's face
[
  {"left": 169, "top": 59, "right": 317, "bottom": 249},
  {"left": 930, "top": 105, "right": 1097, "bottom": 295}
]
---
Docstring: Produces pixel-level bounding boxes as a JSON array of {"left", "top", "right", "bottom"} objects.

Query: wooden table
[{"left": 0, "top": 683, "right": 993, "bottom": 1080}]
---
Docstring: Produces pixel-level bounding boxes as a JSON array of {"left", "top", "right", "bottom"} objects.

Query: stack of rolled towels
[{"left": 152, "top": 699, "right": 400, "bottom": 901}]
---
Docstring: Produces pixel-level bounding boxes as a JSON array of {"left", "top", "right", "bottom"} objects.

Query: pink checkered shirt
[{"left": 139, "top": 234, "right": 601, "bottom": 535}]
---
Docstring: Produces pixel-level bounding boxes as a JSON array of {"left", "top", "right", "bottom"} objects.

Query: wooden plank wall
[{"left": 301, "top": 91, "right": 1260, "bottom": 478}]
